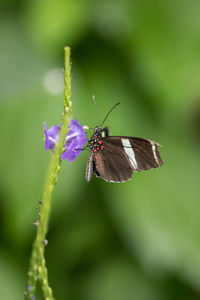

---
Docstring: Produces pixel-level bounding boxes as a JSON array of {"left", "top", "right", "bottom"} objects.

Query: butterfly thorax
[{"left": 88, "top": 127, "right": 104, "bottom": 153}]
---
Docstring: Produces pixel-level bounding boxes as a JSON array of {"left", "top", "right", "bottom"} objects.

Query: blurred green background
[{"left": 1, "top": 0, "right": 200, "bottom": 299}]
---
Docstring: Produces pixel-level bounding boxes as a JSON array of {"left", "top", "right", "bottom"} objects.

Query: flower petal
[
  {"left": 43, "top": 122, "right": 60, "bottom": 151},
  {"left": 61, "top": 119, "right": 87, "bottom": 162}
]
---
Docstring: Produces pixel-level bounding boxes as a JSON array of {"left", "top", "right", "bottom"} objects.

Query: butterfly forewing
[
  {"left": 104, "top": 136, "right": 163, "bottom": 171},
  {"left": 130, "top": 138, "right": 163, "bottom": 170}
]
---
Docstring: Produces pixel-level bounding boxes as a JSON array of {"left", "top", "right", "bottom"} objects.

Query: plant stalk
[{"left": 25, "top": 47, "right": 72, "bottom": 300}]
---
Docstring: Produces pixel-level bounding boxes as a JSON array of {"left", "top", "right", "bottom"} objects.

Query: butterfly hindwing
[
  {"left": 93, "top": 140, "right": 133, "bottom": 182},
  {"left": 86, "top": 153, "right": 94, "bottom": 182}
]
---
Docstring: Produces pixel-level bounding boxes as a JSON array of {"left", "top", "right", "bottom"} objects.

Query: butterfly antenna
[
  {"left": 92, "top": 95, "right": 101, "bottom": 125},
  {"left": 100, "top": 102, "right": 120, "bottom": 127}
]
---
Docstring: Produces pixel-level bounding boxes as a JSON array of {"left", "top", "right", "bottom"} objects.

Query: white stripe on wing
[{"left": 121, "top": 139, "right": 138, "bottom": 170}]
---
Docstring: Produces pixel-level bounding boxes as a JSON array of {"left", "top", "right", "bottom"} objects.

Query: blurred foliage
[{"left": 0, "top": 0, "right": 200, "bottom": 299}]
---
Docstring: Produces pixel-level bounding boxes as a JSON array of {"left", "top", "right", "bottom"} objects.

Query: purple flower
[
  {"left": 43, "top": 121, "right": 60, "bottom": 151},
  {"left": 61, "top": 119, "right": 87, "bottom": 162}
]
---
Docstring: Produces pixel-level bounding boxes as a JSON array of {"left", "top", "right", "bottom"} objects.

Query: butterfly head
[{"left": 94, "top": 126, "right": 102, "bottom": 136}]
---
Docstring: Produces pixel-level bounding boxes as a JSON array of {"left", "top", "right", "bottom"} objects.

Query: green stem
[{"left": 25, "top": 47, "right": 72, "bottom": 300}]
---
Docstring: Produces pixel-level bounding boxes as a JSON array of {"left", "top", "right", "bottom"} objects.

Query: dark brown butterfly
[{"left": 85, "top": 103, "right": 163, "bottom": 183}]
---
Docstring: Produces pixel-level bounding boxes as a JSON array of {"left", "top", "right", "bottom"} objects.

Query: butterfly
[{"left": 85, "top": 103, "right": 163, "bottom": 183}]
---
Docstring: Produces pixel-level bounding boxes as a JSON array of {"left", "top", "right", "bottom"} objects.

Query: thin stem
[
  {"left": 64, "top": 47, "right": 72, "bottom": 112},
  {"left": 25, "top": 47, "right": 72, "bottom": 300}
]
